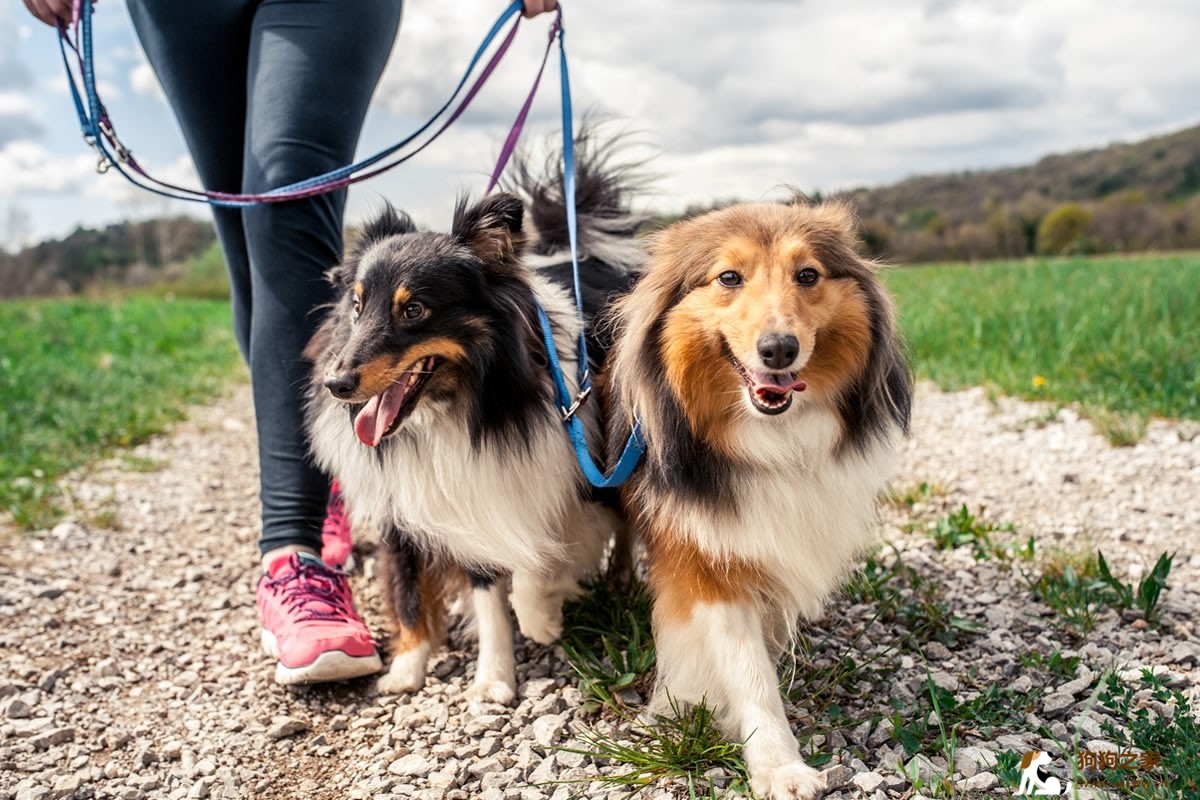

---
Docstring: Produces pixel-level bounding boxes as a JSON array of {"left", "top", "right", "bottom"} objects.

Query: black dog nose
[
  {"left": 324, "top": 372, "right": 359, "bottom": 399},
  {"left": 757, "top": 333, "right": 799, "bottom": 370}
]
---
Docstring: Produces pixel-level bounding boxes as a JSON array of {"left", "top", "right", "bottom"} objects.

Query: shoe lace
[{"left": 267, "top": 560, "right": 356, "bottom": 623}]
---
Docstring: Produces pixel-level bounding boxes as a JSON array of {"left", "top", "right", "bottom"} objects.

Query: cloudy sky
[{"left": 2, "top": 0, "right": 1198, "bottom": 248}]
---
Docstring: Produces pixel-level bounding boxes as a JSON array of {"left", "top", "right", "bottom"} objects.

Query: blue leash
[{"left": 533, "top": 12, "right": 645, "bottom": 489}]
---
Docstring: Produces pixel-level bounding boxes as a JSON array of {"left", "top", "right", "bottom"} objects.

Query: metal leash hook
[
  {"left": 560, "top": 384, "right": 592, "bottom": 422},
  {"left": 99, "top": 118, "right": 133, "bottom": 164},
  {"left": 82, "top": 133, "right": 109, "bottom": 173}
]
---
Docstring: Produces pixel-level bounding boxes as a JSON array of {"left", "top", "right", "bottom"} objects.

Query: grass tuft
[
  {"left": 1094, "top": 669, "right": 1200, "bottom": 798},
  {"left": 1027, "top": 549, "right": 1174, "bottom": 633},
  {"left": 558, "top": 696, "right": 751, "bottom": 798},
  {"left": 559, "top": 577, "right": 656, "bottom": 714}
]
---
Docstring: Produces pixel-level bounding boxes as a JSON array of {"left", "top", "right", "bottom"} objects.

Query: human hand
[
  {"left": 23, "top": 0, "right": 91, "bottom": 27},
  {"left": 521, "top": 0, "right": 558, "bottom": 19}
]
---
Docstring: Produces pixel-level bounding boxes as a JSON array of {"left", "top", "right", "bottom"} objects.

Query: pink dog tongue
[
  {"left": 354, "top": 381, "right": 408, "bottom": 447},
  {"left": 757, "top": 378, "right": 807, "bottom": 397}
]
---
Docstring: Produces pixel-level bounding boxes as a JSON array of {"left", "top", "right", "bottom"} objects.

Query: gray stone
[
  {"left": 1043, "top": 692, "right": 1075, "bottom": 714},
  {"left": 965, "top": 772, "right": 999, "bottom": 791},
  {"left": 186, "top": 778, "right": 212, "bottom": 799},
  {"left": 51, "top": 774, "right": 81, "bottom": 800},
  {"left": 904, "top": 754, "right": 939, "bottom": 782},
  {"left": 531, "top": 713, "right": 568, "bottom": 748},
  {"left": 851, "top": 772, "right": 886, "bottom": 793},
  {"left": 267, "top": 716, "right": 309, "bottom": 740},
  {"left": 5, "top": 698, "right": 33, "bottom": 719},
  {"left": 820, "top": 764, "right": 855, "bottom": 789},
  {"left": 954, "top": 746, "right": 998, "bottom": 778},
  {"left": 464, "top": 715, "right": 506, "bottom": 736},
  {"left": 388, "top": 753, "right": 432, "bottom": 778},
  {"left": 31, "top": 728, "right": 74, "bottom": 750}
]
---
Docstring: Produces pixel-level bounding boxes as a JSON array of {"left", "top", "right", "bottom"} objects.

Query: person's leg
[
  {"left": 242, "top": 0, "right": 404, "bottom": 560},
  {"left": 242, "top": 0, "right": 403, "bottom": 683},
  {"left": 125, "top": 0, "right": 254, "bottom": 358},
  {"left": 128, "top": 0, "right": 402, "bottom": 684}
]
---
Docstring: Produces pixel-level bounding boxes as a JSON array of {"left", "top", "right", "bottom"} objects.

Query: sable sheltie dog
[
  {"left": 304, "top": 139, "right": 642, "bottom": 702},
  {"left": 605, "top": 199, "right": 912, "bottom": 799}
]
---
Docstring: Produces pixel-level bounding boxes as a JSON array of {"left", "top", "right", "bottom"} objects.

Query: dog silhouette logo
[{"left": 1016, "top": 751, "right": 1067, "bottom": 796}]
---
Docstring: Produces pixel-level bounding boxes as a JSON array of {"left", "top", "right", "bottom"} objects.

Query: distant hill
[
  {"left": 0, "top": 216, "right": 216, "bottom": 299},
  {"left": 845, "top": 123, "right": 1200, "bottom": 262}
]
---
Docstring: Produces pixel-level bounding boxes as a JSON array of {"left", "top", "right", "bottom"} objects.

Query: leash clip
[
  {"left": 83, "top": 133, "right": 111, "bottom": 173},
  {"left": 98, "top": 119, "right": 133, "bottom": 164},
  {"left": 560, "top": 384, "right": 592, "bottom": 421}
]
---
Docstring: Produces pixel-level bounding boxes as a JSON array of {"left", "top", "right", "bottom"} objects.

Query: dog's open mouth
[
  {"left": 352, "top": 356, "right": 439, "bottom": 447},
  {"left": 730, "top": 356, "right": 806, "bottom": 415}
]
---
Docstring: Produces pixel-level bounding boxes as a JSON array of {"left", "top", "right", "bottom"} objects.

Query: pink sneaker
[
  {"left": 321, "top": 480, "right": 355, "bottom": 571},
  {"left": 257, "top": 552, "right": 381, "bottom": 685}
]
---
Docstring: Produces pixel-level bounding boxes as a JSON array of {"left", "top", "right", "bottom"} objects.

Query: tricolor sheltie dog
[
  {"left": 605, "top": 199, "right": 912, "bottom": 799},
  {"left": 304, "top": 138, "right": 642, "bottom": 702}
]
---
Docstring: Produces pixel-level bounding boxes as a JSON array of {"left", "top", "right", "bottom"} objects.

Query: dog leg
[
  {"left": 464, "top": 570, "right": 516, "bottom": 706},
  {"left": 650, "top": 560, "right": 823, "bottom": 800},
  {"left": 510, "top": 568, "right": 576, "bottom": 645},
  {"left": 656, "top": 600, "right": 823, "bottom": 799},
  {"left": 376, "top": 528, "right": 444, "bottom": 695},
  {"left": 511, "top": 502, "right": 613, "bottom": 644}
]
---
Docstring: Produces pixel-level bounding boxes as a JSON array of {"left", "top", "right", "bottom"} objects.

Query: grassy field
[
  {"left": 0, "top": 297, "right": 243, "bottom": 529},
  {"left": 885, "top": 252, "right": 1200, "bottom": 423}
]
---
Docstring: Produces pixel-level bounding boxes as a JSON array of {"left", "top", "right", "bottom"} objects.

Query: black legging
[{"left": 127, "top": 0, "right": 404, "bottom": 556}]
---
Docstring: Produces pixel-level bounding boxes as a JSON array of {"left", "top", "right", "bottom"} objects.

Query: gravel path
[{"left": 2, "top": 381, "right": 1197, "bottom": 800}]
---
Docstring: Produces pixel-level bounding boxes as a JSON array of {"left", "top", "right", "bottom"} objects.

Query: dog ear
[
  {"left": 452, "top": 193, "right": 527, "bottom": 268},
  {"left": 353, "top": 203, "right": 417, "bottom": 252}
]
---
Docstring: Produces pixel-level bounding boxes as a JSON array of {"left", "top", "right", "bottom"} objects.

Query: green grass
[
  {"left": 0, "top": 297, "right": 243, "bottom": 528},
  {"left": 1026, "top": 548, "right": 1174, "bottom": 634},
  {"left": 558, "top": 697, "right": 752, "bottom": 798},
  {"left": 1094, "top": 669, "right": 1200, "bottom": 798},
  {"left": 560, "top": 577, "right": 657, "bottom": 714},
  {"left": 886, "top": 253, "right": 1200, "bottom": 422}
]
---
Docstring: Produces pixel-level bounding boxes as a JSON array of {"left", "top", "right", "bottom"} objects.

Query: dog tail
[{"left": 509, "top": 124, "right": 652, "bottom": 273}]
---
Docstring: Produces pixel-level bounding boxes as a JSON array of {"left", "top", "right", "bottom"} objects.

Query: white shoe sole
[{"left": 261, "top": 629, "right": 382, "bottom": 685}]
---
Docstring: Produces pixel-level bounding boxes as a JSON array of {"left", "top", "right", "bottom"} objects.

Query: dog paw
[
  {"left": 517, "top": 610, "right": 563, "bottom": 645},
  {"left": 750, "top": 761, "right": 825, "bottom": 800},
  {"left": 465, "top": 677, "right": 516, "bottom": 707},
  {"left": 376, "top": 647, "right": 429, "bottom": 695},
  {"left": 510, "top": 575, "right": 566, "bottom": 645}
]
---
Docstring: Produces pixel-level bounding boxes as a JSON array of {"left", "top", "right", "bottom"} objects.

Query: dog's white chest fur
[
  {"left": 310, "top": 400, "right": 583, "bottom": 574},
  {"left": 679, "top": 404, "right": 897, "bottom": 621}
]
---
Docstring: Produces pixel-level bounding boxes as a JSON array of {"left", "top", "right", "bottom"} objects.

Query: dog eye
[
  {"left": 402, "top": 302, "right": 425, "bottom": 320},
  {"left": 352, "top": 298, "right": 362, "bottom": 320},
  {"left": 716, "top": 271, "right": 743, "bottom": 288},
  {"left": 796, "top": 267, "right": 820, "bottom": 286}
]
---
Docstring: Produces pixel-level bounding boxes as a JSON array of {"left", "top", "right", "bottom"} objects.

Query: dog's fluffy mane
[{"left": 510, "top": 125, "right": 652, "bottom": 275}]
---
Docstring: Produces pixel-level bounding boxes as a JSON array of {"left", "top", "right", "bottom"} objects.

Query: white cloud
[
  {"left": 0, "top": 140, "right": 95, "bottom": 194},
  {"left": 129, "top": 60, "right": 163, "bottom": 102}
]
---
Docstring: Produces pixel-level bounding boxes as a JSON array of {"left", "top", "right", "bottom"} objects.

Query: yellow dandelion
[{"left": 1032, "top": 375, "right": 1046, "bottom": 388}]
